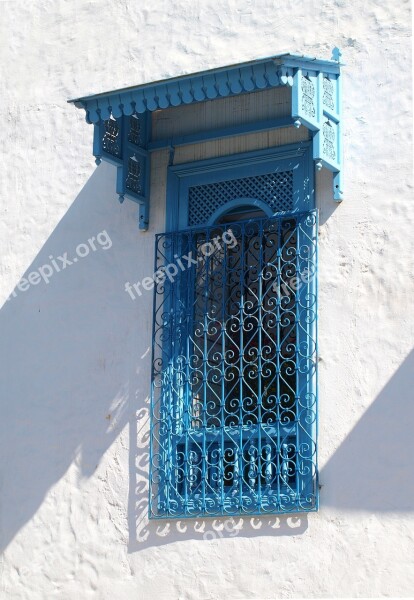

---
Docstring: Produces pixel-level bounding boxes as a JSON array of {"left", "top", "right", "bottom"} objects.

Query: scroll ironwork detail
[{"left": 150, "top": 210, "right": 318, "bottom": 518}]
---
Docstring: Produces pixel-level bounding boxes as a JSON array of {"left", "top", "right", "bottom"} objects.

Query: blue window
[
  {"left": 69, "top": 50, "right": 342, "bottom": 519},
  {"left": 149, "top": 145, "right": 318, "bottom": 518}
]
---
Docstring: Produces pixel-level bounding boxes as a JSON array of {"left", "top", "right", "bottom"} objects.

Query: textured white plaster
[{"left": 1, "top": 1, "right": 413, "bottom": 599}]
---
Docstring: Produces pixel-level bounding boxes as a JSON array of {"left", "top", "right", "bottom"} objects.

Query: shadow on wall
[
  {"left": 128, "top": 405, "right": 308, "bottom": 554},
  {"left": 0, "top": 164, "right": 142, "bottom": 553},
  {"left": 128, "top": 348, "right": 414, "bottom": 553},
  {"left": 2, "top": 159, "right": 413, "bottom": 556},
  {"left": 0, "top": 162, "right": 308, "bottom": 555},
  {"left": 320, "top": 348, "right": 414, "bottom": 512}
]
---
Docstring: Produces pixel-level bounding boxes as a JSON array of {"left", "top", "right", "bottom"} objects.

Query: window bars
[{"left": 149, "top": 210, "right": 318, "bottom": 518}]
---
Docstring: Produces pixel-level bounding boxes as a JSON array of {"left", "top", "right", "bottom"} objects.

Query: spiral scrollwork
[{"left": 150, "top": 210, "right": 318, "bottom": 517}]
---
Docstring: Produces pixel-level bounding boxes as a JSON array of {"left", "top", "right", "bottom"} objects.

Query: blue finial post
[{"left": 331, "top": 47, "right": 342, "bottom": 62}]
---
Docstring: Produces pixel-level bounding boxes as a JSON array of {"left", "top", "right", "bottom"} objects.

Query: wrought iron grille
[
  {"left": 188, "top": 171, "right": 294, "bottom": 227},
  {"left": 150, "top": 210, "right": 318, "bottom": 518}
]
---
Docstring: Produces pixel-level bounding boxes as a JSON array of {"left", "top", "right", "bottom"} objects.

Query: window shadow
[
  {"left": 0, "top": 163, "right": 141, "bottom": 552},
  {"left": 0, "top": 157, "right": 316, "bottom": 556},
  {"left": 6, "top": 154, "right": 404, "bottom": 559},
  {"left": 320, "top": 349, "right": 414, "bottom": 512},
  {"left": 128, "top": 403, "right": 308, "bottom": 553},
  {"left": 128, "top": 350, "right": 414, "bottom": 552}
]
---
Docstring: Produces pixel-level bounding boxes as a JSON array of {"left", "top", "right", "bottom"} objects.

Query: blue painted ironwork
[
  {"left": 149, "top": 209, "right": 318, "bottom": 518},
  {"left": 69, "top": 50, "right": 343, "bottom": 227}
]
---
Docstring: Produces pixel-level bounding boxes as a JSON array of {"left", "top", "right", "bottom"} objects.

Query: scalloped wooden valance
[{"left": 69, "top": 49, "right": 343, "bottom": 229}]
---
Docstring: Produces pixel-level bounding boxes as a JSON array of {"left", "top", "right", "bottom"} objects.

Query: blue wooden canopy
[{"left": 69, "top": 49, "right": 343, "bottom": 230}]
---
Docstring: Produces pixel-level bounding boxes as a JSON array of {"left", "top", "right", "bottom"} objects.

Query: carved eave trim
[{"left": 69, "top": 49, "right": 343, "bottom": 230}]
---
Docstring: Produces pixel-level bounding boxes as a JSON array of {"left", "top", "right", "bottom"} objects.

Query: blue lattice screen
[
  {"left": 149, "top": 210, "right": 318, "bottom": 518},
  {"left": 188, "top": 170, "right": 294, "bottom": 226}
]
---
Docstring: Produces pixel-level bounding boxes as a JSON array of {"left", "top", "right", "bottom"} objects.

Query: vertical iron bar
[
  {"left": 257, "top": 220, "right": 263, "bottom": 511},
  {"left": 295, "top": 216, "right": 300, "bottom": 504},
  {"left": 239, "top": 224, "right": 245, "bottom": 508},
  {"left": 315, "top": 211, "right": 319, "bottom": 508},
  {"left": 184, "top": 230, "right": 194, "bottom": 509},
  {"left": 149, "top": 233, "right": 160, "bottom": 515},
  {"left": 196, "top": 229, "right": 207, "bottom": 511},
  {"left": 168, "top": 233, "right": 175, "bottom": 515},
  {"left": 202, "top": 231, "right": 211, "bottom": 504},
  {"left": 276, "top": 217, "right": 281, "bottom": 507},
  {"left": 220, "top": 225, "right": 227, "bottom": 507}
]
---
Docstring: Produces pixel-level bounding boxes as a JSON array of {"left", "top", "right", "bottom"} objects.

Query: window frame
[{"left": 166, "top": 142, "right": 314, "bottom": 232}]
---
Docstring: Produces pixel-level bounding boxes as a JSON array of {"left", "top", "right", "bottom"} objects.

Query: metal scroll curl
[{"left": 150, "top": 210, "right": 318, "bottom": 518}]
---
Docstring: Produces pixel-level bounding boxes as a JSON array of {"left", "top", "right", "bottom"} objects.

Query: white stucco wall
[{"left": 1, "top": 1, "right": 413, "bottom": 598}]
